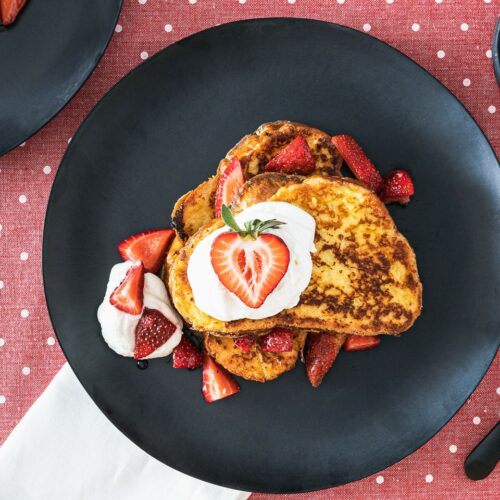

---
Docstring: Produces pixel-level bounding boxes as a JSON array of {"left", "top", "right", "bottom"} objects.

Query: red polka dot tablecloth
[{"left": 0, "top": 0, "right": 499, "bottom": 497}]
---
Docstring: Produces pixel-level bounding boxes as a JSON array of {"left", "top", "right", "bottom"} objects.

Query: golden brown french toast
[{"left": 168, "top": 175, "right": 422, "bottom": 337}]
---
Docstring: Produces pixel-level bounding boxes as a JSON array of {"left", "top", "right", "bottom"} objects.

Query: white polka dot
[
  {"left": 376, "top": 475, "right": 384, "bottom": 484},
  {"left": 473, "top": 416, "right": 481, "bottom": 425},
  {"left": 20, "top": 309, "right": 29, "bottom": 318},
  {"left": 238, "top": 0, "right": 246, "bottom": 3},
  {"left": 43, "top": 165, "right": 52, "bottom": 175},
  {"left": 0, "top": 396, "right": 5, "bottom": 404},
  {"left": 461, "top": 23, "right": 469, "bottom": 32},
  {"left": 386, "top": 0, "right": 394, "bottom": 4},
  {"left": 19, "top": 142, "right": 26, "bottom": 147},
  {"left": 488, "top": 105, "right": 496, "bottom": 114},
  {"left": 47, "top": 336, "right": 55, "bottom": 346},
  {"left": 115, "top": 24, "right": 122, "bottom": 33},
  {"left": 138, "top": 0, "right": 147, "bottom": 4},
  {"left": 425, "top": 474, "right": 433, "bottom": 483},
  {"left": 0, "top": 280, "right": 4, "bottom": 289},
  {"left": 0, "top": 224, "right": 2, "bottom": 231},
  {"left": 449, "top": 444, "right": 457, "bottom": 453},
  {"left": 0, "top": 338, "right": 4, "bottom": 347},
  {"left": 484, "top": 0, "right": 492, "bottom": 3},
  {"left": 412, "top": 23, "right": 420, "bottom": 32},
  {"left": 486, "top": 49, "right": 492, "bottom": 58},
  {"left": 22, "top": 367, "right": 30, "bottom": 376},
  {"left": 337, "top": 0, "right": 345, "bottom": 4},
  {"left": 363, "top": 24, "right": 371, "bottom": 32},
  {"left": 164, "top": 23, "right": 173, "bottom": 32},
  {"left": 140, "top": 51, "right": 149, "bottom": 60},
  {"left": 435, "top": 0, "right": 443, "bottom": 3},
  {"left": 496, "top": 387, "right": 500, "bottom": 395},
  {"left": 20, "top": 252, "right": 29, "bottom": 261},
  {"left": 437, "top": 50, "right": 445, "bottom": 59},
  {"left": 288, "top": 0, "right": 296, "bottom": 3},
  {"left": 188, "top": 0, "right": 197, "bottom": 4},
  {"left": 463, "top": 78, "right": 471, "bottom": 87},
  {"left": 19, "top": 195, "right": 27, "bottom": 204}
]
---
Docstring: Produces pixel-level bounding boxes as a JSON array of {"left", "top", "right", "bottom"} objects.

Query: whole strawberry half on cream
[{"left": 210, "top": 205, "right": 290, "bottom": 309}]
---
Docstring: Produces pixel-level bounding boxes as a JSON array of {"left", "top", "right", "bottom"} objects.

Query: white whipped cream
[
  {"left": 97, "top": 261, "right": 183, "bottom": 359},
  {"left": 187, "top": 201, "right": 316, "bottom": 321}
]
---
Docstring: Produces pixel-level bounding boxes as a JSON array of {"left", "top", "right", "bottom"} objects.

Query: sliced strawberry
[
  {"left": 234, "top": 335, "right": 255, "bottom": 353},
  {"left": 264, "top": 136, "right": 315, "bottom": 174},
  {"left": 260, "top": 328, "right": 293, "bottom": 353},
  {"left": 118, "top": 228, "right": 175, "bottom": 274},
  {"left": 343, "top": 334, "right": 381, "bottom": 352},
  {"left": 109, "top": 262, "right": 144, "bottom": 315},
  {"left": 202, "top": 353, "right": 240, "bottom": 403},
  {"left": 173, "top": 336, "right": 202, "bottom": 369},
  {"left": 305, "top": 332, "right": 344, "bottom": 388},
  {"left": 214, "top": 157, "right": 245, "bottom": 218},
  {"left": 134, "top": 307, "right": 178, "bottom": 359},
  {"left": 1, "top": 0, "right": 27, "bottom": 25},
  {"left": 332, "top": 135, "right": 383, "bottom": 193},
  {"left": 379, "top": 169, "right": 414, "bottom": 204}
]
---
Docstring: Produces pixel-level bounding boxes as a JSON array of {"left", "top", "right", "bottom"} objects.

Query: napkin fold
[{"left": 0, "top": 363, "right": 250, "bottom": 500}]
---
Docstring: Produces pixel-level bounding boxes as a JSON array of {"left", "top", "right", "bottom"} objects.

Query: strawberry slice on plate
[
  {"left": 343, "top": 334, "right": 381, "bottom": 352},
  {"left": 202, "top": 353, "right": 240, "bottom": 403},
  {"left": 173, "top": 336, "right": 203, "bottom": 369},
  {"left": 215, "top": 157, "right": 245, "bottom": 218},
  {"left": 379, "top": 169, "right": 414, "bottom": 204},
  {"left": 260, "top": 328, "right": 293, "bottom": 353},
  {"left": 118, "top": 228, "right": 175, "bottom": 274},
  {"left": 332, "top": 135, "right": 383, "bottom": 193},
  {"left": 264, "top": 135, "right": 315, "bottom": 174},
  {"left": 1, "top": 0, "right": 27, "bottom": 25},
  {"left": 109, "top": 261, "right": 144, "bottom": 315},
  {"left": 210, "top": 205, "right": 290, "bottom": 308},
  {"left": 134, "top": 307, "right": 178, "bottom": 359},
  {"left": 234, "top": 335, "right": 255, "bottom": 353},
  {"left": 305, "top": 332, "right": 344, "bottom": 388}
]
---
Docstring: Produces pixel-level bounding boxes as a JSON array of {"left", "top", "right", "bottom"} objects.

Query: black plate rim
[
  {"left": 42, "top": 18, "right": 500, "bottom": 493},
  {"left": 0, "top": 0, "right": 123, "bottom": 157}
]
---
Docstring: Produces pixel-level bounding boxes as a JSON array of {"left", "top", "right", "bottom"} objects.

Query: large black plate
[
  {"left": 0, "top": 0, "right": 122, "bottom": 156},
  {"left": 43, "top": 19, "right": 500, "bottom": 493}
]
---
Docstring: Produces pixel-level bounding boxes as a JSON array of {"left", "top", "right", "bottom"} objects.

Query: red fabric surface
[{"left": 0, "top": 0, "right": 499, "bottom": 497}]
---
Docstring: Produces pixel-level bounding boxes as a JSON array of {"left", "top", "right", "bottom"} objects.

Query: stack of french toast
[{"left": 164, "top": 121, "right": 422, "bottom": 388}]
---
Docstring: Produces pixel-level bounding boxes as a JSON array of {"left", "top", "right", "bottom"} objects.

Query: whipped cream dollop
[
  {"left": 187, "top": 201, "right": 316, "bottom": 321},
  {"left": 97, "top": 261, "right": 183, "bottom": 359}
]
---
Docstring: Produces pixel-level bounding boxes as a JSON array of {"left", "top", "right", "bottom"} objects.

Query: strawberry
[
  {"left": 134, "top": 307, "right": 178, "bottom": 359},
  {"left": 379, "top": 169, "right": 414, "bottom": 204},
  {"left": 264, "top": 136, "right": 315, "bottom": 174},
  {"left": 210, "top": 206, "right": 289, "bottom": 308},
  {"left": 305, "top": 332, "right": 343, "bottom": 388},
  {"left": 1, "top": 0, "right": 27, "bottom": 25},
  {"left": 234, "top": 335, "right": 255, "bottom": 353},
  {"left": 214, "top": 157, "right": 245, "bottom": 218},
  {"left": 260, "top": 328, "right": 293, "bottom": 353},
  {"left": 202, "top": 353, "right": 240, "bottom": 403},
  {"left": 343, "top": 334, "right": 381, "bottom": 352},
  {"left": 109, "top": 262, "right": 144, "bottom": 315},
  {"left": 331, "top": 135, "right": 383, "bottom": 193},
  {"left": 173, "top": 336, "right": 202, "bottom": 369},
  {"left": 118, "top": 229, "right": 175, "bottom": 274}
]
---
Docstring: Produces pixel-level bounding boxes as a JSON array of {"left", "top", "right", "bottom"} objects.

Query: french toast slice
[
  {"left": 204, "top": 331, "right": 307, "bottom": 382},
  {"left": 168, "top": 175, "right": 422, "bottom": 337},
  {"left": 172, "top": 121, "right": 342, "bottom": 240}
]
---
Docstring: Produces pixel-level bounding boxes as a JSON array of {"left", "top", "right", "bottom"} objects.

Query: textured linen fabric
[{"left": 0, "top": 0, "right": 499, "bottom": 498}]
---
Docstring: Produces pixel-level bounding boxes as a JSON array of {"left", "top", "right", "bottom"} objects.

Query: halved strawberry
[
  {"left": 264, "top": 136, "right": 315, "bottom": 174},
  {"left": 202, "top": 353, "right": 240, "bottom": 403},
  {"left": 379, "top": 169, "right": 414, "bottom": 204},
  {"left": 211, "top": 206, "right": 289, "bottom": 308},
  {"left": 260, "top": 328, "right": 293, "bottom": 353},
  {"left": 134, "top": 307, "right": 178, "bottom": 359},
  {"left": 234, "top": 336, "right": 255, "bottom": 353},
  {"left": 343, "top": 334, "right": 381, "bottom": 352},
  {"left": 109, "top": 262, "right": 144, "bottom": 315},
  {"left": 214, "top": 157, "right": 245, "bottom": 218},
  {"left": 1, "top": 0, "right": 27, "bottom": 25},
  {"left": 118, "top": 229, "right": 175, "bottom": 274},
  {"left": 305, "top": 332, "right": 344, "bottom": 388},
  {"left": 173, "top": 336, "right": 202, "bottom": 369},
  {"left": 332, "top": 135, "right": 383, "bottom": 193}
]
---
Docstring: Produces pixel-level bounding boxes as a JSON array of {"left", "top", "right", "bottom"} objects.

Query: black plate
[
  {"left": 0, "top": 0, "right": 122, "bottom": 156},
  {"left": 43, "top": 19, "right": 500, "bottom": 493}
]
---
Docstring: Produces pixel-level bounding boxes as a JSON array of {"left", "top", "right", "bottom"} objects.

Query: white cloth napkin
[{"left": 0, "top": 363, "right": 251, "bottom": 500}]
